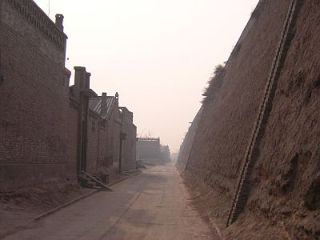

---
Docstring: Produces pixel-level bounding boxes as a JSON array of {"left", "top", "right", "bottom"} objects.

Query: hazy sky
[{"left": 35, "top": 0, "right": 259, "bottom": 152}]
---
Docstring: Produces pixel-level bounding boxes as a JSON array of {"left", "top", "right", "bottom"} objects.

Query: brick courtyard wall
[
  {"left": 0, "top": 0, "right": 76, "bottom": 191},
  {"left": 97, "top": 120, "right": 108, "bottom": 172},
  {"left": 137, "top": 138, "right": 161, "bottom": 162},
  {"left": 112, "top": 118, "right": 121, "bottom": 174},
  {"left": 119, "top": 108, "right": 137, "bottom": 172},
  {"left": 86, "top": 111, "right": 100, "bottom": 174},
  {"left": 104, "top": 99, "right": 121, "bottom": 176},
  {"left": 86, "top": 110, "right": 109, "bottom": 176},
  {"left": 67, "top": 98, "right": 79, "bottom": 181}
]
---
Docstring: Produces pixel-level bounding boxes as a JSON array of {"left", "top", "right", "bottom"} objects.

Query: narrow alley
[{"left": 3, "top": 164, "right": 218, "bottom": 240}]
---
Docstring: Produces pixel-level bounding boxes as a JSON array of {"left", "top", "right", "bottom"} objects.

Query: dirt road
[{"left": 3, "top": 164, "right": 218, "bottom": 240}]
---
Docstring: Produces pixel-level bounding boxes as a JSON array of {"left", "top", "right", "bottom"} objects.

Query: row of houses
[{"left": 0, "top": 0, "right": 136, "bottom": 191}]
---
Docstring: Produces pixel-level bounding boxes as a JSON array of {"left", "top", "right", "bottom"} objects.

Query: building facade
[
  {"left": 136, "top": 138, "right": 170, "bottom": 164},
  {"left": 119, "top": 107, "right": 137, "bottom": 172},
  {"left": 0, "top": 0, "right": 72, "bottom": 191},
  {"left": 0, "top": 0, "right": 137, "bottom": 191}
]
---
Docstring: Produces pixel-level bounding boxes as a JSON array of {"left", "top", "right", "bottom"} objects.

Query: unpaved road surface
[{"left": 3, "top": 164, "right": 218, "bottom": 240}]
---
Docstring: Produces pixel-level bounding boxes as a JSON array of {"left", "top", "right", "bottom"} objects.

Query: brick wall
[
  {"left": 66, "top": 98, "right": 79, "bottom": 181},
  {"left": 96, "top": 120, "right": 108, "bottom": 173},
  {"left": 137, "top": 138, "right": 161, "bottom": 162},
  {"left": 111, "top": 115, "right": 121, "bottom": 174},
  {"left": 86, "top": 112, "right": 99, "bottom": 174},
  {"left": 86, "top": 111, "right": 109, "bottom": 175},
  {"left": 119, "top": 107, "right": 137, "bottom": 172},
  {"left": 0, "top": 0, "right": 138, "bottom": 191},
  {"left": 0, "top": 0, "right": 75, "bottom": 191}
]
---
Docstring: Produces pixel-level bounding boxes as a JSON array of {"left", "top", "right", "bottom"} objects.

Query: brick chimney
[
  {"left": 101, "top": 92, "right": 108, "bottom": 117},
  {"left": 74, "top": 67, "right": 86, "bottom": 89},
  {"left": 74, "top": 66, "right": 87, "bottom": 99},
  {"left": 85, "top": 72, "right": 91, "bottom": 89},
  {"left": 115, "top": 92, "right": 119, "bottom": 104},
  {"left": 55, "top": 14, "right": 64, "bottom": 31}
]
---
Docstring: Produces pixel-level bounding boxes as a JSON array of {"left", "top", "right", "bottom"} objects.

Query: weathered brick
[
  {"left": 0, "top": 0, "right": 137, "bottom": 192},
  {"left": 0, "top": 0, "right": 74, "bottom": 191}
]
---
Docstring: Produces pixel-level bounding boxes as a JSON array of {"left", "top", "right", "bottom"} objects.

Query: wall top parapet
[
  {"left": 6, "top": 0, "right": 67, "bottom": 50},
  {"left": 138, "top": 138, "right": 160, "bottom": 142}
]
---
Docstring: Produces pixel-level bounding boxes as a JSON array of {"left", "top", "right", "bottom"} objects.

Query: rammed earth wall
[
  {"left": 185, "top": 0, "right": 291, "bottom": 196},
  {"left": 178, "top": 0, "right": 292, "bottom": 226},
  {"left": 179, "top": 1, "right": 320, "bottom": 238}
]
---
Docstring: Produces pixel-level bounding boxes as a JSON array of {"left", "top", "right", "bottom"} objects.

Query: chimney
[
  {"left": 74, "top": 66, "right": 86, "bottom": 89},
  {"left": 85, "top": 72, "right": 91, "bottom": 89},
  {"left": 64, "top": 68, "right": 71, "bottom": 87},
  {"left": 128, "top": 111, "right": 133, "bottom": 123},
  {"left": 55, "top": 14, "right": 64, "bottom": 31},
  {"left": 115, "top": 92, "right": 119, "bottom": 106},
  {"left": 101, "top": 92, "right": 107, "bottom": 117},
  {"left": 74, "top": 66, "right": 86, "bottom": 99}
]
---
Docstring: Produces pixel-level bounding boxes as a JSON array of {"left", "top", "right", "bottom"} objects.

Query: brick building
[
  {"left": 137, "top": 138, "right": 161, "bottom": 163},
  {"left": 0, "top": 0, "right": 137, "bottom": 191},
  {"left": 160, "top": 145, "right": 171, "bottom": 162},
  {"left": 88, "top": 95, "right": 137, "bottom": 176},
  {"left": 119, "top": 107, "right": 137, "bottom": 172},
  {"left": 0, "top": 0, "right": 72, "bottom": 191},
  {"left": 136, "top": 137, "right": 171, "bottom": 164}
]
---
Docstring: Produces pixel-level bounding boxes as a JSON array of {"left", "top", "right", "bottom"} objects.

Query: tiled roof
[{"left": 89, "top": 96, "right": 116, "bottom": 119}]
